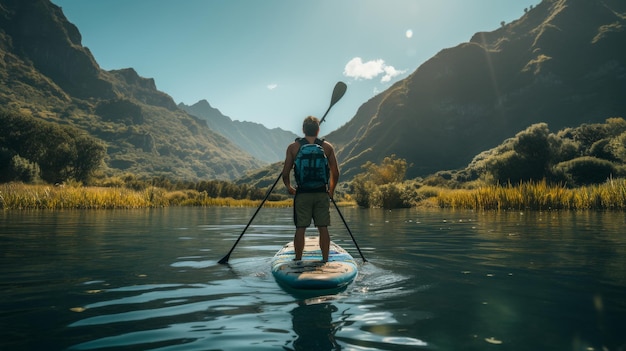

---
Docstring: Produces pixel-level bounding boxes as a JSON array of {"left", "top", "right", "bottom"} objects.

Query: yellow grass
[
  {"left": 7, "top": 179, "right": 624, "bottom": 211},
  {"left": 0, "top": 183, "right": 295, "bottom": 210},
  {"left": 435, "top": 179, "right": 626, "bottom": 210}
]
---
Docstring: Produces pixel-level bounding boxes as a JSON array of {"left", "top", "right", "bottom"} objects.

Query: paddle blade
[
  {"left": 330, "top": 82, "right": 347, "bottom": 107},
  {"left": 320, "top": 82, "right": 347, "bottom": 124}
]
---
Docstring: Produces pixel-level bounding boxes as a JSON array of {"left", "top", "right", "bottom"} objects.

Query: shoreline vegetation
[
  {"left": 2, "top": 179, "right": 626, "bottom": 211},
  {"left": 434, "top": 178, "right": 626, "bottom": 211},
  {"left": 0, "top": 182, "right": 291, "bottom": 210},
  {"left": 0, "top": 182, "right": 355, "bottom": 210},
  {"left": 4, "top": 114, "right": 626, "bottom": 212}
]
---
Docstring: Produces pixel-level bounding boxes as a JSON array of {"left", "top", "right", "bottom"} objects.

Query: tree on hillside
[
  {"left": 351, "top": 155, "right": 417, "bottom": 208},
  {"left": 0, "top": 149, "right": 41, "bottom": 183},
  {"left": 361, "top": 154, "right": 408, "bottom": 185},
  {"left": 96, "top": 98, "right": 144, "bottom": 124},
  {"left": 0, "top": 110, "right": 106, "bottom": 184},
  {"left": 72, "top": 134, "right": 107, "bottom": 182},
  {"left": 487, "top": 123, "right": 559, "bottom": 183},
  {"left": 466, "top": 118, "right": 626, "bottom": 186}
]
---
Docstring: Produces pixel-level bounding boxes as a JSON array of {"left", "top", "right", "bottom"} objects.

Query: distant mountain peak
[
  {"left": 193, "top": 99, "right": 212, "bottom": 108},
  {"left": 179, "top": 101, "right": 297, "bottom": 163}
]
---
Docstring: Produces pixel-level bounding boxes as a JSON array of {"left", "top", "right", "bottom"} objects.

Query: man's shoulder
[
  {"left": 321, "top": 140, "right": 334, "bottom": 149},
  {"left": 287, "top": 141, "right": 300, "bottom": 153}
]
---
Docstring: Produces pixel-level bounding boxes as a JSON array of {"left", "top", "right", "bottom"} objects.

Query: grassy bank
[
  {"left": 4, "top": 179, "right": 626, "bottom": 211},
  {"left": 0, "top": 183, "right": 293, "bottom": 210},
  {"left": 436, "top": 179, "right": 626, "bottom": 210}
]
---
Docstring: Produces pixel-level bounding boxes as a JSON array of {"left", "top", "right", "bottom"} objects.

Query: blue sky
[{"left": 52, "top": 0, "right": 540, "bottom": 135}]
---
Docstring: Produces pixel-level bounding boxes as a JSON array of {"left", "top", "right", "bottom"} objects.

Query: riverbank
[
  {"left": 0, "top": 183, "right": 291, "bottom": 210},
  {"left": 0, "top": 183, "right": 355, "bottom": 210},
  {"left": 435, "top": 178, "right": 626, "bottom": 210},
  {"left": 2, "top": 179, "right": 626, "bottom": 210}
]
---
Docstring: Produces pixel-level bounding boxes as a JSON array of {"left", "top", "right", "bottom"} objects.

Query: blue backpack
[{"left": 294, "top": 138, "right": 329, "bottom": 191}]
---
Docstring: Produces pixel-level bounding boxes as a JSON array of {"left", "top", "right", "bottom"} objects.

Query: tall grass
[
  {"left": 7, "top": 179, "right": 625, "bottom": 211},
  {"left": 0, "top": 183, "right": 293, "bottom": 210},
  {"left": 436, "top": 179, "right": 626, "bottom": 210}
]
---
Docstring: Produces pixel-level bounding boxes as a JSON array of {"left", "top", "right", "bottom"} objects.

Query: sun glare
[{"left": 405, "top": 29, "right": 413, "bottom": 39}]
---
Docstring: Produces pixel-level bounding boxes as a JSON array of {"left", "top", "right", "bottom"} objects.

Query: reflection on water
[
  {"left": 291, "top": 301, "right": 339, "bottom": 350},
  {"left": 1, "top": 207, "right": 625, "bottom": 350}
]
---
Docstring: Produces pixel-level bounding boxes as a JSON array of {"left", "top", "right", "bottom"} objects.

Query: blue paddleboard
[{"left": 271, "top": 236, "right": 358, "bottom": 290}]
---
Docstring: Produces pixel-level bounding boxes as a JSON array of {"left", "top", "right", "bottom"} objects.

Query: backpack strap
[{"left": 296, "top": 137, "right": 325, "bottom": 146}]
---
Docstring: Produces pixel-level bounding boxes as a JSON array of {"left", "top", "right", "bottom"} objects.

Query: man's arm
[
  {"left": 324, "top": 141, "right": 340, "bottom": 198},
  {"left": 282, "top": 143, "right": 298, "bottom": 195}
]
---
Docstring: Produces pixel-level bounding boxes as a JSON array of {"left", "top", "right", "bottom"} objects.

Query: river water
[{"left": 1, "top": 207, "right": 625, "bottom": 350}]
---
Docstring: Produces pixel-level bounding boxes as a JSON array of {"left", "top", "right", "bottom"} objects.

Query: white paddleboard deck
[{"left": 271, "top": 236, "right": 358, "bottom": 290}]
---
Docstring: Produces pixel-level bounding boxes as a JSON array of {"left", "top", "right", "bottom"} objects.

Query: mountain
[
  {"left": 0, "top": 0, "right": 262, "bottom": 181},
  {"left": 179, "top": 100, "right": 298, "bottom": 163},
  {"left": 4, "top": 0, "right": 625, "bottom": 186},
  {"left": 327, "top": 0, "right": 626, "bottom": 179}
]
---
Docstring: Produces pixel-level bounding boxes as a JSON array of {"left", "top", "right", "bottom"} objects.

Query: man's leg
[
  {"left": 317, "top": 226, "right": 330, "bottom": 262},
  {"left": 293, "top": 227, "right": 306, "bottom": 260}
]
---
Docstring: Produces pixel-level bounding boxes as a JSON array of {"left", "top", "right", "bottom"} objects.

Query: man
[{"left": 282, "top": 116, "right": 340, "bottom": 262}]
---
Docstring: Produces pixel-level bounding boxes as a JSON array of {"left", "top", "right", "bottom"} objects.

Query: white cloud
[
  {"left": 382, "top": 65, "right": 405, "bottom": 82},
  {"left": 267, "top": 83, "right": 278, "bottom": 90},
  {"left": 343, "top": 57, "right": 405, "bottom": 83},
  {"left": 343, "top": 57, "right": 384, "bottom": 80}
]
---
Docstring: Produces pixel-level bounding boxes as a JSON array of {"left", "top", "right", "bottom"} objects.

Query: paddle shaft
[
  {"left": 218, "top": 174, "right": 281, "bottom": 264},
  {"left": 330, "top": 196, "right": 367, "bottom": 262},
  {"left": 218, "top": 82, "right": 347, "bottom": 264}
]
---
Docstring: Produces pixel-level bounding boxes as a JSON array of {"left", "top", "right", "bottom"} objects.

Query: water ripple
[{"left": 7, "top": 208, "right": 618, "bottom": 351}]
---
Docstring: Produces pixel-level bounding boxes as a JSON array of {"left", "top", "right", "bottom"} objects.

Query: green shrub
[
  {"left": 0, "top": 149, "right": 41, "bottom": 183},
  {"left": 10, "top": 155, "right": 41, "bottom": 183},
  {"left": 350, "top": 155, "right": 417, "bottom": 208},
  {"left": 589, "top": 139, "right": 617, "bottom": 161},
  {"left": 556, "top": 156, "right": 617, "bottom": 186},
  {"left": 351, "top": 174, "right": 376, "bottom": 208},
  {"left": 0, "top": 110, "right": 106, "bottom": 183}
]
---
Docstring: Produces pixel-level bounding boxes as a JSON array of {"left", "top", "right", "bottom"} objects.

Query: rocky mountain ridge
[
  {"left": 327, "top": 0, "right": 626, "bottom": 179},
  {"left": 178, "top": 100, "right": 298, "bottom": 163}
]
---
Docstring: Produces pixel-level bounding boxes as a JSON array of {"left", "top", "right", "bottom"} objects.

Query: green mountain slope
[
  {"left": 327, "top": 0, "right": 626, "bottom": 180},
  {"left": 0, "top": 0, "right": 262, "bottom": 181}
]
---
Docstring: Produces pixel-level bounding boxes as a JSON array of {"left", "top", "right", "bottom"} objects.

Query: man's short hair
[{"left": 303, "top": 116, "right": 320, "bottom": 137}]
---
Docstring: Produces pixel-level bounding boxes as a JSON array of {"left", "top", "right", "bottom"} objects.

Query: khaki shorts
[{"left": 294, "top": 192, "right": 331, "bottom": 227}]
